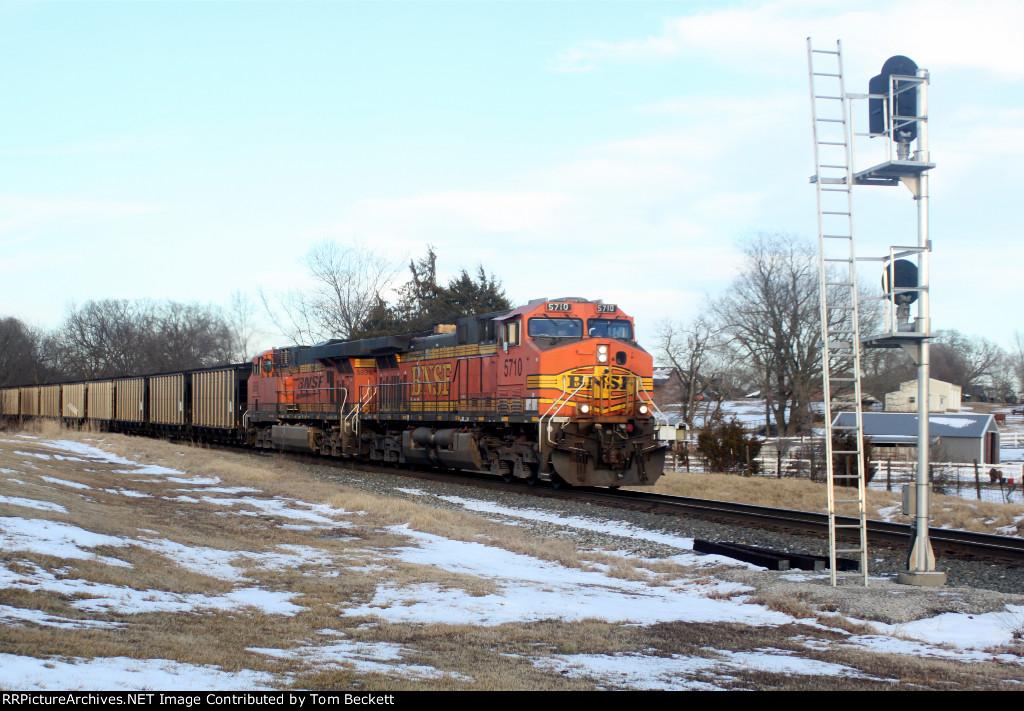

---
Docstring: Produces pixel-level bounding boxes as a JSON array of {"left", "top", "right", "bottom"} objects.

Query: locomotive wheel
[
  {"left": 523, "top": 462, "right": 539, "bottom": 487},
  {"left": 549, "top": 473, "right": 571, "bottom": 490}
]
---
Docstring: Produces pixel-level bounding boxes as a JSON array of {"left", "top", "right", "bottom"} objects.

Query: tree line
[{"left": 0, "top": 301, "right": 239, "bottom": 386}]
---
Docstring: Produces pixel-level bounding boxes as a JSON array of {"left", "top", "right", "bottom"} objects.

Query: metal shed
[{"left": 833, "top": 412, "right": 1001, "bottom": 464}]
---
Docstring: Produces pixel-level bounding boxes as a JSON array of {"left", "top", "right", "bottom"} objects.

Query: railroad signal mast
[{"left": 808, "top": 39, "right": 945, "bottom": 587}]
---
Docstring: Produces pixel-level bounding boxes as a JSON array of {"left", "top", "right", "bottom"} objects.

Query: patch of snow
[
  {"left": 192, "top": 496, "right": 353, "bottom": 525},
  {"left": 532, "top": 646, "right": 887, "bottom": 690},
  {"left": 872, "top": 605, "right": 1024, "bottom": 652},
  {"left": 0, "top": 516, "right": 131, "bottom": 567},
  {"left": 343, "top": 525, "right": 788, "bottom": 627},
  {"left": 15, "top": 450, "right": 51, "bottom": 459},
  {"left": 929, "top": 417, "right": 976, "bottom": 429},
  {"left": 0, "top": 560, "right": 302, "bottom": 616},
  {"left": 0, "top": 496, "right": 67, "bottom": 513},
  {"left": 40, "top": 475, "right": 92, "bottom": 490},
  {"left": 103, "top": 488, "right": 151, "bottom": 498},
  {"left": 251, "top": 639, "right": 473, "bottom": 682},
  {"left": 0, "top": 653, "right": 276, "bottom": 691},
  {"left": 39, "top": 440, "right": 135, "bottom": 465},
  {"left": 0, "top": 603, "right": 122, "bottom": 630}
]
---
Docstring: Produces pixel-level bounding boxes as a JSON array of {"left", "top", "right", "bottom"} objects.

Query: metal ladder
[{"left": 807, "top": 38, "right": 869, "bottom": 586}]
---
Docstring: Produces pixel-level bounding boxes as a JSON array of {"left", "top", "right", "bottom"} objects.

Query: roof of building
[{"left": 832, "top": 412, "right": 996, "bottom": 441}]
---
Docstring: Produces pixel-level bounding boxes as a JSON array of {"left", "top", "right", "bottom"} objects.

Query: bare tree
[
  {"left": 227, "top": 289, "right": 259, "bottom": 361},
  {"left": 0, "top": 317, "right": 45, "bottom": 385},
  {"left": 654, "top": 315, "right": 719, "bottom": 429},
  {"left": 45, "top": 299, "right": 235, "bottom": 380},
  {"left": 152, "top": 301, "right": 234, "bottom": 371},
  {"left": 1013, "top": 332, "right": 1024, "bottom": 400},
  {"left": 708, "top": 232, "right": 879, "bottom": 435},
  {"left": 931, "top": 329, "right": 1007, "bottom": 396},
  {"left": 709, "top": 234, "right": 821, "bottom": 435},
  {"left": 259, "top": 241, "right": 399, "bottom": 345},
  {"left": 860, "top": 347, "right": 915, "bottom": 401},
  {"left": 49, "top": 299, "right": 157, "bottom": 379}
]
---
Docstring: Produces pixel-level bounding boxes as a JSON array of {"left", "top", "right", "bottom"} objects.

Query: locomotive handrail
[
  {"left": 346, "top": 385, "right": 377, "bottom": 436},
  {"left": 540, "top": 376, "right": 587, "bottom": 447},
  {"left": 336, "top": 386, "right": 348, "bottom": 421}
]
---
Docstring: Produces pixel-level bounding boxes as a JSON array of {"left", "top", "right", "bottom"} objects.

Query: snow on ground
[
  {"left": 250, "top": 637, "right": 474, "bottom": 683},
  {"left": 344, "top": 525, "right": 774, "bottom": 627},
  {"left": 2, "top": 434, "right": 1024, "bottom": 690},
  {"left": 0, "top": 653, "right": 277, "bottom": 691},
  {"left": 0, "top": 516, "right": 132, "bottom": 567},
  {"left": 532, "top": 647, "right": 890, "bottom": 691},
  {"left": 396, "top": 486, "right": 757, "bottom": 570}
]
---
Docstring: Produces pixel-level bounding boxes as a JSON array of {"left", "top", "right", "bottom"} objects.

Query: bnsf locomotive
[
  {"left": 1, "top": 298, "right": 668, "bottom": 487},
  {"left": 249, "top": 297, "right": 666, "bottom": 486}
]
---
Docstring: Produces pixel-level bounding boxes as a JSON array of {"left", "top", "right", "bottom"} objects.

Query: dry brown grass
[
  {"left": 3, "top": 424, "right": 1024, "bottom": 690},
  {"left": 0, "top": 426, "right": 630, "bottom": 690}
]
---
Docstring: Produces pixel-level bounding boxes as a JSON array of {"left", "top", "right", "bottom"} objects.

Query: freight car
[{"left": 0, "top": 298, "right": 670, "bottom": 488}]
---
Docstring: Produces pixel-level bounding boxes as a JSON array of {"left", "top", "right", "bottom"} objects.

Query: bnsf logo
[
  {"left": 411, "top": 363, "right": 453, "bottom": 397},
  {"left": 566, "top": 373, "right": 631, "bottom": 390},
  {"left": 297, "top": 375, "right": 323, "bottom": 390}
]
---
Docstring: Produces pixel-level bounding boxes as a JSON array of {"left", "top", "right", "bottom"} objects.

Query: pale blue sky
[{"left": 2, "top": 0, "right": 1022, "bottom": 352}]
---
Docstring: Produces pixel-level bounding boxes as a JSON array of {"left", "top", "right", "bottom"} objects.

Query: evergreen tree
[
  {"left": 388, "top": 247, "right": 511, "bottom": 333},
  {"left": 696, "top": 415, "right": 763, "bottom": 474}
]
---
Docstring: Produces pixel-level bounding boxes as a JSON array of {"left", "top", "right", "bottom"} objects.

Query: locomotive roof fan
[{"left": 882, "top": 258, "right": 918, "bottom": 330}]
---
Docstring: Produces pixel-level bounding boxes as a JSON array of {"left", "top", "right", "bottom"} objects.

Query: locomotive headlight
[
  {"left": 597, "top": 345, "right": 608, "bottom": 363},
  {"left": 580, "top": 404, "right": 591, "bottom": 414},
  {"left": 639, "top": 405, "right": 649, "bottom": 414}
]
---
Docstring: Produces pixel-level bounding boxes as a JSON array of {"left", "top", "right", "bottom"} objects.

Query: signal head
[{"left": 868, "top": 55, "right": 920, "bottom": 145}]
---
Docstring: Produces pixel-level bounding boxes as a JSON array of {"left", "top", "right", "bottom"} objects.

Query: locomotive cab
[{"left": 497, "top": 298, "right": 665, "bottom": 487}]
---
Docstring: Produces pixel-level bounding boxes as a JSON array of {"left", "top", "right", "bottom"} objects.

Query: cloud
[{"left": 549, "top": 1, "right": 1024, "bottom": 81}]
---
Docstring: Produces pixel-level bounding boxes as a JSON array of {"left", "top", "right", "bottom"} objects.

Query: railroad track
[
  {"left": 297, "top": 457, "right": 1024, "bottom": 564},
  {"left": 595, "top": 488, "right": 1024, "bottom": 564}
]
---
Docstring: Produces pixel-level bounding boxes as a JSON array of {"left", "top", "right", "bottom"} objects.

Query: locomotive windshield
[
  {"left": 528, "top": 317, "right": 583, "bottom": 338},
  {"left": 587, "top": 319, "right": 633, "bottom": 340}
]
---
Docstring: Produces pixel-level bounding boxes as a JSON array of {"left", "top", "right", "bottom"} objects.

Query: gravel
[{"left": 296, "top": 459, "right": 1024, "bottom": 624}]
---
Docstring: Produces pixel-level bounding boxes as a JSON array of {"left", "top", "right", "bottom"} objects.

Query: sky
[
  {"left": 3, "top": 433, "right": 1024, "bottom": 690},
  {"left": 2, "top": 0, "right": 1022, "bottom": 353}
]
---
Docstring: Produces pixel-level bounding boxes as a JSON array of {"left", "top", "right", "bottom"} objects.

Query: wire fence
[{"left": 665, "top": 438, "right": 1023, "bottom": 505}]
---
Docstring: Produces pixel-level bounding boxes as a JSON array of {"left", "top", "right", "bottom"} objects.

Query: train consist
[{"left": 1, "top": 298, "right": 669, "bottom": 487}]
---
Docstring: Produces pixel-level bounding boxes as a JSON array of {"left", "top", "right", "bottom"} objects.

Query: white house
[{"left": 884, "top": 379, "right": 962, "bottom": 413}]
